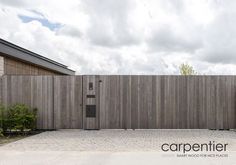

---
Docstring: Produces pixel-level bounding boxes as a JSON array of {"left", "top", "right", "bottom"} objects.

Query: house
[{"left": 0, "top": 38, "right": 75, "bottom": 75}]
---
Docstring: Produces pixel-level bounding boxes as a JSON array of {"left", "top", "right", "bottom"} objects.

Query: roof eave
[{"left": 0, "top": 39, "right": 75, "bottom": 75}]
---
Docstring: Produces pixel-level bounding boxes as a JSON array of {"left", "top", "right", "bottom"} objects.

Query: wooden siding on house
[
  {"left": 0, "top": 56, "right": 4, "bottom": 76},
  {"left": 3, "top": 56, "right": 62, "bottom": 75}
]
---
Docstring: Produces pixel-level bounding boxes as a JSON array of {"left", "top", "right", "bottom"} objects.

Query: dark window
[{"left": 86, "top": 105, "right": 96, "bottom": 117}]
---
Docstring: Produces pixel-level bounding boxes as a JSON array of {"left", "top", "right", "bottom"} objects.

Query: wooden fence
[{"left": 0, "top": 75, "right": 235, "bottom": 129}]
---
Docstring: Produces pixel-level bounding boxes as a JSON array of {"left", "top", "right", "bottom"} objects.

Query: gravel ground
[
  {"left": 0, "top": 129, "right": 235, "bottom": 152},
  {"left": 0, "top": 136, "right": 28, "bottom": 146}
]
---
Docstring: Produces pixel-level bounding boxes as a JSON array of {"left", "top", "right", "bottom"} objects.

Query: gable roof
[{"left": 0, "top": 38, "right": 75, "bottom": 75}]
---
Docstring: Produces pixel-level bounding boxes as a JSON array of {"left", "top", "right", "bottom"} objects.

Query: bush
[
  {"left": 0, "top": 130, "right": 3, "bottom": 137},
  {"left": 8, "top": 104, "right": 37, "bottom": 132},
  {"left": 0, "top": 104, "right": 5, "bottom": 136},
  {"left": 0, "top": 104, "right": 37, "bottom": 133},
  {"left": 0, "top": 128, "right": 3, "bottom": 137}
]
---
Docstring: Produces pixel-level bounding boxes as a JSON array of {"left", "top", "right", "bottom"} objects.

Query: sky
[{"left": 0, "top": 0, "right": 236, "bottom": 75}]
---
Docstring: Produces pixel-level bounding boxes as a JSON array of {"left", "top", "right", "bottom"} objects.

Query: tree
[{"left": 179, "top": 63, "right": 197, "bottom": 75}]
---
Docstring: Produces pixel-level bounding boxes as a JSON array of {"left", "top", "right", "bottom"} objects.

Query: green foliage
[
  {"left": 0, "top": 104, "right": 5, "bottom": 136},
  {"left": 0, "top": 104, "right": 37, "bottom": 133},
  {"left": 0, "top": 128, "right": 3, "bottom": 137},
  {"left": 179, "top": 63, "right": 197, "bottom": 75}
]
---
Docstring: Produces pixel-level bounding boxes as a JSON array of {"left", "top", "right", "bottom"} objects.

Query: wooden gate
[{"left": 82, "top": 75, "right": 100, "bottom": 129}]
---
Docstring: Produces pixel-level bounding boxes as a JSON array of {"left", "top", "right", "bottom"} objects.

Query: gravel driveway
[
  {"left": 0, "top": 129, "right": 235, "bottom": 152},
  {"left": 0, "top": 129, "right": 235, "bottom": 165}
]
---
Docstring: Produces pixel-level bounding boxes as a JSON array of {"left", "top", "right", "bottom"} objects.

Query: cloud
[
  {"left": 0, "top": 0, "right": 28, "bottom": 7},
  {"left": 56, "top": 25, "right": 82, "bottom": 38},
  {"left": 148, "top": 25, "right": 202, "bottom": 53},
  {"left": 1, "top": 0, "right": 236, "bottom": 75},
  {"left": 159, "top": 0, "right": 185, "bottom": 14},
  {"left": 84, "top": 0, "right": 141, "bottom": 47},
  {"left": 198, "top": 4, "right": 236, "bottom": 64}
]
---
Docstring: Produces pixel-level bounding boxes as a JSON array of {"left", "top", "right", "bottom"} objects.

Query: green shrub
[
  {"left": 0, "top": 104, "right": 37, "bottom": 133},
  {"left": 0, "top": 104, "right": 5, "bottom": 135},
  {"left": 0, "top": 128, "right": 3, "bottom": 137},
  {"left": 0, "top": 127, "right": 3, "bottom": 137},
  {"left": 7, "top": 104, "right": 37, "bottom": 132}
]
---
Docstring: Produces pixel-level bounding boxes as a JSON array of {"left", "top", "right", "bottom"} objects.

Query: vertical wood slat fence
[
  {"left": 0, "top": 75, "right": 235, "bottom": 129},
  {"left": 99, "top": 76, "right": 236, "bottom": 129},
  {"left": 0, "top": 76, "right": 83, "bottom": 129}
]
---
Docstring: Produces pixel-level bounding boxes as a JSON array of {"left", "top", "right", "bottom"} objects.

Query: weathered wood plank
[
  {"left": 1, "top": 75, "right": 235, "bottom": 129},
  {"left": 54, "top": 76, "right": 83, "bottom": 129}
]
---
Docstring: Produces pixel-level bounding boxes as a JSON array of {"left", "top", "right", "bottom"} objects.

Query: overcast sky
[{"left": 0, "top": 0, "right": 236, "bottom": 74}]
